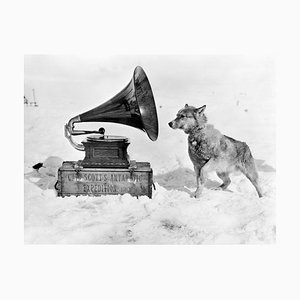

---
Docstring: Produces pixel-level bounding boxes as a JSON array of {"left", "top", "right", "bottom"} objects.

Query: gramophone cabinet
[
  {"left": 59, "top": 66, "right": 158, "bottom": 199},
  {"left": 56, "top": 161, "right": 153, "bottom": 198}
]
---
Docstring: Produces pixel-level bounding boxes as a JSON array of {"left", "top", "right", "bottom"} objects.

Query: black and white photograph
[
  {"left": 24, "top": 55, "right": 275, "bottom": 244},
  {"left": 3, "top": 1, "right": 300, "bottom": 300}
]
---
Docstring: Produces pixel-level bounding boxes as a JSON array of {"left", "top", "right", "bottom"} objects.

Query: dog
[{"left": 168, "top": 104, "right": 262, "bottom": 198}]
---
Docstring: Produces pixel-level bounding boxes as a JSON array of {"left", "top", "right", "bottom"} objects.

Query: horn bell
[{"left": 78, "top": 66, "right": 159, "bottom": 141}]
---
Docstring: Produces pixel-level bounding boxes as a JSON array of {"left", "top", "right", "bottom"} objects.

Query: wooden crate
[{"left": 56, "top": 161, "right": 153, "bottom": 198}]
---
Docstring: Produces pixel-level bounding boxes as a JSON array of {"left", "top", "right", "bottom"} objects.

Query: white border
[{"left": 1, "top": 1, "right": 299, "bottom": 299}]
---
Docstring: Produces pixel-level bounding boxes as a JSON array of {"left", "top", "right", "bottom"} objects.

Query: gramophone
[{"left": 56, "top": 66, "right": 159, "bottom": 198}]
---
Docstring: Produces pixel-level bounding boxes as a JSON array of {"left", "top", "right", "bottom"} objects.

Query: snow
[
  {"left": 25, "top": 163, "right": 275, "bottom": 244},
  {"left": 24, "top": 56, "right": 276, "bottom": 244}
]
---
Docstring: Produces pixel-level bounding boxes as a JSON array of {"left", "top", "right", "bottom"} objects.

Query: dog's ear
[
  {"left": 185, "top": 104, "right": 189, "bottom": 108},
  {"left": 195, "top": 105, "right": 206, "bottom": 115}
]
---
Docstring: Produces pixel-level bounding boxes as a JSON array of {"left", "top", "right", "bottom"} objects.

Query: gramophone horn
[{"left": 65, "top": 66, "right": 159, "bottom": 150}]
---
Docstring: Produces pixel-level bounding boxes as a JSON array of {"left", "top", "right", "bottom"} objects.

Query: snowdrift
[{"left": 24, "top": 154, "right": 275, "bottom": 244}]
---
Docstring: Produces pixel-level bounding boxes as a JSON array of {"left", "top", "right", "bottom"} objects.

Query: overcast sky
[{"left": 24, "top": 55, "right": 275, "bottom": 110}]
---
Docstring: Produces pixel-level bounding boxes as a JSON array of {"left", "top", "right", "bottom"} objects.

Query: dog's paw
[
  {"left": 192, "top": 189, "right": 202, "bottom": 198},
  {"left": 211, "top": 186, "right": 222, "bottom": 191}
]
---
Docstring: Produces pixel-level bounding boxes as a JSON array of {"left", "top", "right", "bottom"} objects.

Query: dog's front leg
[
  {"left": 193, "top": 161, "right": 211, "bottom": 198},
  {"left": 193, "top": 165, "right": 204, "bottom": 198}
]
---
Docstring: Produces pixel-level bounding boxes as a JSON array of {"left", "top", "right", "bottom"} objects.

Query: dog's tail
[{"left": 237, "top": 142, "right": 263, "bottom": 197}]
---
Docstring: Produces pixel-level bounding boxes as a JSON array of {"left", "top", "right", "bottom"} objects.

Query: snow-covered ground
[
  {"left": 25, "top": 168, "right": 275, "bottom": 244},
  {"left": 24, "top": 56, "right": 276, "bottom": 244}
]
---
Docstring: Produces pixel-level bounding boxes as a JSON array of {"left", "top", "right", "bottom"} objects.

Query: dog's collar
[
  {"left": 189, "top": 125, "right": 206, "bottom": 135},
  {"left": 188, "top": 126, "right": 205, "bottom": 144}
]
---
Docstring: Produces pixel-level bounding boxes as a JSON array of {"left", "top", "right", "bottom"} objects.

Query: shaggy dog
[{"left": 168, "top": 104, "right": 262, "bottom": 198}]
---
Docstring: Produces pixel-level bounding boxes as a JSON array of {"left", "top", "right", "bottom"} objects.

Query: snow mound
[{"left": 24, "top": 159, "right": 275, "bottom": 244}]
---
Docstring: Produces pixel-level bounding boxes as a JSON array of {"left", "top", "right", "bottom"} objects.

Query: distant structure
[
  {"left": 25, "top": 89, "right": 38, "bottom": 107},
  {"left": 24, "top": 96, "right": 29, "bottom": 105},
  {"left": 31, "top": 89, "right": 38, "bottom": 107}
]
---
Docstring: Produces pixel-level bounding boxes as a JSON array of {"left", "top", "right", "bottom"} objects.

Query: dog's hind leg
[
  {"left": 245, "top": 171, "right": 263, "bottom": 198},
  {"left": 216, "top": 172, "right": 231, "bottom": 190},
  {"left": 238, "top": 165, "right": 263, "bottom": 198},
  {"left": 237, "top": 144, "right": 263, "bottom": 197}
]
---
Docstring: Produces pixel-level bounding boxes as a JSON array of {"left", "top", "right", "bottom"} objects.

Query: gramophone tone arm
[
  {"left": 71, "top": 130, "right": 102, "bottom": 136},
  {"left": 65, "top": 115, "right": 85, "bottom": 151},
  {"left": 67, "top": 115, "right": 81, "bottom": 135},
  {"left": 64, "top": 124, "right": 85, "bottom": 151},
  {"left": 66, "top": 115, "right": 101, "bottom": 135}
]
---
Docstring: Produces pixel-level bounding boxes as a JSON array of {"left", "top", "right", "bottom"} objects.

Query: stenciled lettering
[
  {"left": 83, "top": 183, "right": 118, "bottom": 194},
  {"left": 67, "top": 172, "right": 145, "bottom": 185}
]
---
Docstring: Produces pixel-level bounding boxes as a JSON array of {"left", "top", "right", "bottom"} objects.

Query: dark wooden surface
[
  {"left": 56, "top": 161, "right": 153, "bottom": 198},
  {"left": 81, "top": 138, "right": 130, "bottom": 168}
]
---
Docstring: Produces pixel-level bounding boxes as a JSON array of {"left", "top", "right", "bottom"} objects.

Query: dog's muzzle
[{"left": 168, "top": 121, "right": 174, "bottom": 128}]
